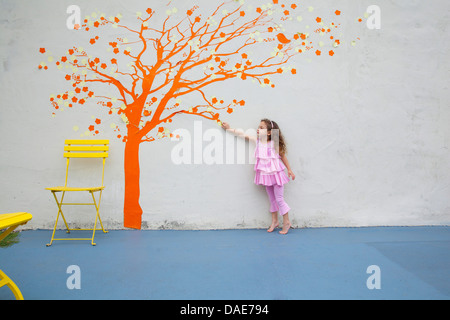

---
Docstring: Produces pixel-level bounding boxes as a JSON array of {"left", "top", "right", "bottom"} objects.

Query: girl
[{"left": 221, "top": 119, "right": 295, "bottom": 234}]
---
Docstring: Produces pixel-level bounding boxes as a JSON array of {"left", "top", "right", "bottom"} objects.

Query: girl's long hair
[{"left": 261, "top": 118, "right": 287, "bottom": 156}]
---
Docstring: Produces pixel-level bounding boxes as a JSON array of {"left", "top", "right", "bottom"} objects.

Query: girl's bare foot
[
  {"left": 268, "top": 212, "right": 279, "bottom": 232},
  {"left": 267, "top": 222, "right": 279, "bottom": 232},
  {"left": 279, "top": 222, "right": 291, "bottom": 235}
]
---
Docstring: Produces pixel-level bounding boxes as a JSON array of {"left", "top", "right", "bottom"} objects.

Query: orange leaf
[{"left": 276, "top": 33, "right": 291, "bottom": 44}]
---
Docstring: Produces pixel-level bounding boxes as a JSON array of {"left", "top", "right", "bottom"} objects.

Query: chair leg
[
  {"left": 92, "top": 190, "right": 107, "bottom": 233},
  {"left": 90, "top": 190, "right": 108, "bottom": 246},
  {"left": 47, "top": 191, "right": 70, "bottom": 247},
  {"left": 0, "top": 270, "right": 24, "bottom": 300}
]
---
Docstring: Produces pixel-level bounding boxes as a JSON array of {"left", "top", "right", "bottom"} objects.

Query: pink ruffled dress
[{"left": 254, "top": 139, "right": 290, "bottom": 186}]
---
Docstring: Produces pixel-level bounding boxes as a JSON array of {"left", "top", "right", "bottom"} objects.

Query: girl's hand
[
  {"left": 288, "top": 170, "right": 296, "bottom": 181},
  {"left": 221, "top": 122, "right": 230, "bottom": 130}
]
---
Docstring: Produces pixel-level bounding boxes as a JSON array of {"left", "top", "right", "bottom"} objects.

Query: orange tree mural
[{"left": 39, "top": 0, "right": 363, "bottom": 229}]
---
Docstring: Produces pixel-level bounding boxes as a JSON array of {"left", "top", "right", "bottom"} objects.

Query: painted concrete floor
[{"left": 0, "top": 226, "right": 449, "bottom": 300}]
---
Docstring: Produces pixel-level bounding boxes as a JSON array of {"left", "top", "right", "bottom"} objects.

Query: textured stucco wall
[{"left": 1, "top": 0, "right": 449, "bottom": 230}]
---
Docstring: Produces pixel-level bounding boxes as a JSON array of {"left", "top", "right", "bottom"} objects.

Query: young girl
[{"left": 221, "top": 119, "right": 295, "bottom": 234}]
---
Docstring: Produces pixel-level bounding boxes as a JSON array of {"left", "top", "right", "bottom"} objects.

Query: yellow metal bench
[
  {"left": 46, "top": 140, "right": 109, "bottom": 246},
  {"left": 0, "top": 212, "right": 33, "bottom": 300}
]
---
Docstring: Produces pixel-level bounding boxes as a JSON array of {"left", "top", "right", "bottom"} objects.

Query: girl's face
[{"left": 257, "top": 121, "right": 270, "bottom": 139}]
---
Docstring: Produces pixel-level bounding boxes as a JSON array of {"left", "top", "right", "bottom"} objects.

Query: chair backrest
[{"left": 63, "top": 140, "right": 109, "bottom": 187}]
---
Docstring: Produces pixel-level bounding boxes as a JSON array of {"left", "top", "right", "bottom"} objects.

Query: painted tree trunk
[{"left": 123, "top": 134, "right": 143, "bottom": 229}]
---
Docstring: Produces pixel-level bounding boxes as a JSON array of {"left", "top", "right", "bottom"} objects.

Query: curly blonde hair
[{"left": 261, "top": 118, "right": 287, "bottom": 156}]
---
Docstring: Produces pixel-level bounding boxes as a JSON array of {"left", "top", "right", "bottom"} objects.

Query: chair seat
[
  {"left": 46, "top": 186, "right": 105, "bottom": 192},
  {"left": 0, "top": 212, "right": 33, "bottom": 230}
]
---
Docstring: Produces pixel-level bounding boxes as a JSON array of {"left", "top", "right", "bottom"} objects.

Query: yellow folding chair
[
  {"left": 0, "top": 212, "right": 33, "bottom": 300},
  {"left": 46, "top": 140, "right": 109, "bottom": 246}
]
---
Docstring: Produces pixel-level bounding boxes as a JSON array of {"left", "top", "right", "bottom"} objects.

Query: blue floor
[{"left": 0, "top": 227, "right": 449, "bottom": 300}]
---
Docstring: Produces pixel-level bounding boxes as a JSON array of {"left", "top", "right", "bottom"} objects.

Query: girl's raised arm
[{"left": 221, "top": 122, "right": 257, "bottom": 143}]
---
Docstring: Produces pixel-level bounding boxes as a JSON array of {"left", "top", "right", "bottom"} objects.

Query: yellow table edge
[
  {"left": 0, "top": 212, "right": 33, "bottom": 230},
  {"left": 0, "top": 212, "right": 32, "bottom": 300}
]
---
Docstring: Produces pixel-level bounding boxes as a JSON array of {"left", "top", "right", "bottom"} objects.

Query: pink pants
[{"left": 265, "top": 185, "right": 290, "bottom": 216}]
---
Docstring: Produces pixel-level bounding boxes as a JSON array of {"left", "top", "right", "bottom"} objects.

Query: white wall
[{"left": 1, "top": 0, "right": 449, "bottom": 230}]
